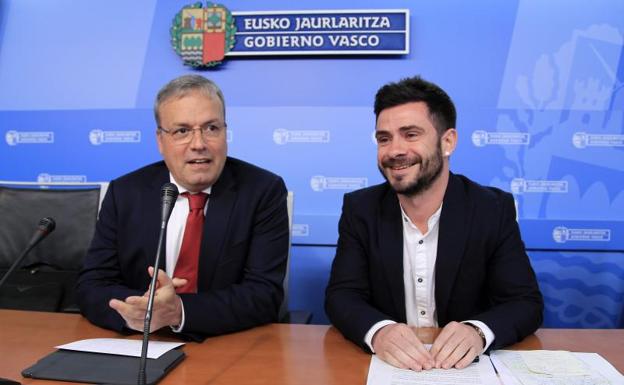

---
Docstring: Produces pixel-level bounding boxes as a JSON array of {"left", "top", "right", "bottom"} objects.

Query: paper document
[
  {"left": 366, "top": 355, "right": 499, "bottom": 385},
  {"left": 491, "top": 350, "right": 624, "bottom": 385},
  {"left": 56, "top": 338, "right": 184, "bottom": 359},
  {"left": 521, "top": 350, "right": 590, "bottom": 376}
]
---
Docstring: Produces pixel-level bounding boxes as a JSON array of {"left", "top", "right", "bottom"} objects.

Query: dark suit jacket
[
  {"left": 77, "top": 157, "right": 289, "bottom": 338},
  {"left": 325, "top": 173, "right": 543, "bottom": 351}
]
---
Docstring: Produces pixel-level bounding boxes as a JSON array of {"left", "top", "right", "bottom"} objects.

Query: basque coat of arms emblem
[{"left": 171, "top": 2, "right": 236, "bottom": 68}]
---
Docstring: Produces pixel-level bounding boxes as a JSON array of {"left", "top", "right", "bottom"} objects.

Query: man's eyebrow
[
  {"left": 375, "top": 125, "right": 424, "bottom": 136},
  {"left": 169, "top": 118, "right": 221, "bottom": 127},
  {"left": 398, "top": 125, "right": 425, "bottom": 133}
]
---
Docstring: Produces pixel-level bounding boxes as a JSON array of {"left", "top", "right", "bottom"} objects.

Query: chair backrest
[
  {"left": 0, "top": 181, "right": 107, "bottom": 312},
  {"left": 279, "top": 191, "right": 294, "bottom": 321}
]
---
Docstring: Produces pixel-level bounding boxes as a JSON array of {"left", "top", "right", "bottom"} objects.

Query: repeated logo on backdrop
[
  {"left": 272, "top": 129, "right": 330, "bottom": 145},
  {"left": 510, "top": 178, "right": 568, "bottom": 195},
  {"left": 310, "top": 175, "right": 368, "bottom": 192},
  {"left": 552, "top": 226, "right": 611, "bottom": 244},
  {"left": 88, "top": 130, "right": 141, "bottom": 146},
  {"left": 471, "top": 130, "right": 531, "bottom": 147},
  {"left": 37, "top": 173, "right": 87, "bottom": 183},
  {"left": 5, "top": 130, "right": 54, "bottom": 146},
  {"left": 572, "top": 132, "right": 624, "bottom": 149}
]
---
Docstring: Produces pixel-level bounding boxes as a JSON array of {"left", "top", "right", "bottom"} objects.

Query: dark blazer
[
  {"left": 77, "top": 157, "right": 289, "bottom": 338},
  {"left": 325, "top": 173, "right": 543, "bottom": 351}
]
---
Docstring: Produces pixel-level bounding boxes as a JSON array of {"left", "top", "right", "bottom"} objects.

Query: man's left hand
[
  {"left": 429, "top": 321, "right": 484, "bottom": 369},
  {"left": 109, "top": 267, "right": 185, "bottom": 332}
]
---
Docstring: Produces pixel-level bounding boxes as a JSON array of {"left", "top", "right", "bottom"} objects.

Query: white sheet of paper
[
  {"left": 56, "top": 338, "right": 184, "bottom": 359},
  {"left": 491, "top": 350, "right": 624, "bottom": 385},
  {"left": 366, "top": 354, "right": 499, "bottom": 385},
  {"left": 520, "top": 350, "right": 590, "bottom": 375},
  {"left": 575, "top": 353, "right": 624, "bottom": 384}
]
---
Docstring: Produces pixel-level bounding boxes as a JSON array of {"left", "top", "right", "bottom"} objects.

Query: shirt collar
[{"left": 400, "top": 203, "right": 443, "bottom": 234}]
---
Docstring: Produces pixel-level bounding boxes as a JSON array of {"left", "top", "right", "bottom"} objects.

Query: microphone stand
[
  {"left": 137, "top": 219, "right": 167, "bottom": 385},
  {"left": 138, "top": 184, "right": 177, "bottom": 385}
]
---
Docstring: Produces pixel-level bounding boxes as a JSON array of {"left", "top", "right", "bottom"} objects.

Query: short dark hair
[{"left": 374, "top": 76, "right": 456, "bottom": 136}]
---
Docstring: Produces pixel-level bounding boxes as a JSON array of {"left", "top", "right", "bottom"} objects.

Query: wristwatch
[{"left": 467, "top": 323, "right": 486, "bottom": 348}]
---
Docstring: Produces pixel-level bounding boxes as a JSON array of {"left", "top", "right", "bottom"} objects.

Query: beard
[{"left": 378, "top": 141, "right": 444, "bottom": 197}]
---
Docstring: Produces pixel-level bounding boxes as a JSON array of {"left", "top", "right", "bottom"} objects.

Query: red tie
[{"left": 174, "top": 192, "right": 209, "bottom": 293}]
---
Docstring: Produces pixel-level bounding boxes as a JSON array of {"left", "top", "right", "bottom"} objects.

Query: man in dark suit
[
  {"left": 325, "top": 76, "right": 543, "bottom": 371},
  {"left": 77, "top": 75, "right": 289, "bottom": 338}
]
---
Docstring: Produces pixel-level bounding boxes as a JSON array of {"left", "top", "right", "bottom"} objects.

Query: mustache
[{"left": 381, "top": 155, "right": 422, "bottom": 168}]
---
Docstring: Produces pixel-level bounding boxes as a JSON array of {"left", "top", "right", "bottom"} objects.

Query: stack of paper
[
  {"left": 366, "top": 350, "right": 623, "bottom": 385},
  {"left": 491, "top": 350, "right": 622, "bottom": 385}
]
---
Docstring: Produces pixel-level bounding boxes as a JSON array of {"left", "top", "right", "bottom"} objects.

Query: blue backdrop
[{"left": 1, "top": 0, "right": 622, "bottom": 326}]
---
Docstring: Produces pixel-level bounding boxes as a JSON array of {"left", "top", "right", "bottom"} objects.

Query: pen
[
  {"left": 490, "top": 358, "right": 499, "bottom": 375},
  {"left": 489, "top": 355, "right": 505, "bottom": 385}
]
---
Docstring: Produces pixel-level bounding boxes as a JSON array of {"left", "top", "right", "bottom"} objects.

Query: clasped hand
[
  {"left": 371, "top": 321, "right": 483, "bottom": 371},
  {"left": 109, "top": 267, "right": 186, "bottom": 332}
]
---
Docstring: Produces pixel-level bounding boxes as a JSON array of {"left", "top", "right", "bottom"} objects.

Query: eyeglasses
[{"left": 158, "top": 122, "right": 227, "bottom": 144}]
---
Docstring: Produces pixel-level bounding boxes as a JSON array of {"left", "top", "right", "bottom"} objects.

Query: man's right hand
[
  {"left": 109, "top": 267, "right": 187, "bottom": 332},
  {"left": 371, "top": 323, "right": 434, "bottom": 371}
]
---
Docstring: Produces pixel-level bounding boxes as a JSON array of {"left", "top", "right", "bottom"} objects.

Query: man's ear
[
  {"left": 441, "top": 128, "right": 457, "bottom": 157},
  {"left": 156, "top": 130, "right": 164, "bottom": 155}
]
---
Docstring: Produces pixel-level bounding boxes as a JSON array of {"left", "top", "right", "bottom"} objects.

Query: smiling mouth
[{"left": 389, "top": 161, "right": 418, "bottom": 171}]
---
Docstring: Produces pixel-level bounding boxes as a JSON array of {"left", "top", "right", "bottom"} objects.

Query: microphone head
[
  {"left": 161, "top": 182, "right": 179, "bottom": 203},
  {"left": 160, "top": 183, "right": 179, "bottom": 223},
  {"left": 38, "top": 217, "right": 56, "bottom": 234}
]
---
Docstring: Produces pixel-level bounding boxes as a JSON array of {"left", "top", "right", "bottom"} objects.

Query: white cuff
[
  {"left": 364, "top": 320, "right": 397, "bottom": 352},
  {"left": 463, "top": 320, "right": 495, "bottom": 353},
  {"left": 169, "top": 297, "right": 186, "bottom": 333}
]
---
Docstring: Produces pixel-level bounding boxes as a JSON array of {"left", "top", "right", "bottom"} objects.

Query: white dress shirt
[
  {"left": 165, "top": 175, "right": 211, "bottom": 332},
  {"left": 364, "top": 204, "right": 495, "bottom": 353}
]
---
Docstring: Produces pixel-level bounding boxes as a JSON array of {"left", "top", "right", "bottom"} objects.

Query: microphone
[
  {"left": 0, "top": 217, "right": 54, "bottom": 385},
  {"left": 160, "top": 183, "right": 178, "bottom": 225},
  {"left": 138, "top": 183, "right": 178, "bottom": 385},
  {"left": 0, "top": 217, "right": 56, "bottom": 290}
]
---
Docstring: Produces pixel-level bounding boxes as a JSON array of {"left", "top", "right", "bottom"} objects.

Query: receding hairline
[{"left": 154, "top": 76, "right": 226, "bottom": 126}]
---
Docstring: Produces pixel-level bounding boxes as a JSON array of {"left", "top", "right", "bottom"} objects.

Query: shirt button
[
  {"left": 420, "top": 310, "right": 426, "bottom": 316},
  {"left": 418, "top": 240, "right": 424, "bottom": 245},
  {"left": 417, "top": 277, "right": 423, "bottom": 283}
]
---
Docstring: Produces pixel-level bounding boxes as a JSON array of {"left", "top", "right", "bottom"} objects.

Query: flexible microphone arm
[
  {"left": 0, "top": 217, "right": 56, "bottom": 290},
  {"left": 138, "top": 183, "right": 178, "bottom": 385}
]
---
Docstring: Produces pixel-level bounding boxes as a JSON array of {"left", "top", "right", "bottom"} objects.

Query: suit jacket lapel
[
  {"left": 198, "top": 160, "right": 236, "bottom": 290},
  {"left": 379, "top": 186, "right": 407, "bottom": 322},
  {"left": 435, "top": 173, "right": 471, "bottom": 325}
]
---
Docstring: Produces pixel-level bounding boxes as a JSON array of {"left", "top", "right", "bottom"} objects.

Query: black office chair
[{"left": 0, "top": 182, "right": 106, "bottom": 312}]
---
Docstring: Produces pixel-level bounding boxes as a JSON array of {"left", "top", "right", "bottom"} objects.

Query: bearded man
[{"left": 325, "top": 76, "right": 543, "bottom": 371}]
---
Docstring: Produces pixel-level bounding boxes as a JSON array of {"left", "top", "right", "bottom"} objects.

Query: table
[{"left": 1, "top": 310, "right": 622, "bottom": 384}]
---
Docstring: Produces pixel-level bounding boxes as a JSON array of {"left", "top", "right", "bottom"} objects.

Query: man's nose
[
  {"left": 386, "top": 136, "right": 408, "bottom": 157},
  {"left": 189, "top": 128, "right": 207, "bottom": 149}
]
